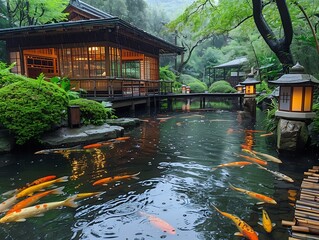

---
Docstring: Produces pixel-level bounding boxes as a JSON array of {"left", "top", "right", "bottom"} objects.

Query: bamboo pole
[
  {"left": 297, "top": 200, "right": 319, "bottom": 209},
  {"left": 292, "top": 225, "right": 319, "bottom": 234},
  {"left": 296, "top": 206, "right": 319, "bottom": 215},
  {"left": 302, "top": 189, "right": 319, "bottom": 196},
  {"left": 292, "top": 232, "right": 319, "bottom": 239},
  {"left": 304, "top": 172, "right": 319, "bottom": 178},
  {"left": 300, "top": 194, "right": 319, "bottom": 202},
  {"left": 312, "top": 166, "right": 319, "bottom": 170},
  {"left": 295, "top": 210, "right": 319, "bottom": 220},
  {"left": 297, "top": 218, "right": 319, "bottom": 227}
]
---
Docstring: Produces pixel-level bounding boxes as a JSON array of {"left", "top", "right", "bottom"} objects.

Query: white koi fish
[
  {"left": 0, "top": 196, "right": 78, "bottom": 223},
  {"left": 257, "top": 165, "right": 294, "bottom": 183},
  {"left": 258, "top": 209, "right": 275, "bottom": 233},
  {"left": 252, "top": 151, "right": 282, "bottom": 164},
  {"left": 0, "top": 195, "right": 19, "bottom": 213}
]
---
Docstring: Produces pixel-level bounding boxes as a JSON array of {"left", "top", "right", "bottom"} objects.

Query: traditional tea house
[{"left": 0, "top": 0, "right": 184, "bottom": 98}]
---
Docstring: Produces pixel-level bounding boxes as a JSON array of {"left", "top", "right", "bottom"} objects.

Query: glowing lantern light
[
  {"left": 270, "top": 62, "right": 319, "bottom": 119},
  {"left": 241, "top": 73, "right": 260, "bottom": 96}
]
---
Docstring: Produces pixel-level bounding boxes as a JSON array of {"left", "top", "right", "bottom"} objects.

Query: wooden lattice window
[
  {"left": 9, "top": 52, "right": 21, "bottom": 74},
  {"left": 88, "top": 47, "right": 106, "bottom": 77}
]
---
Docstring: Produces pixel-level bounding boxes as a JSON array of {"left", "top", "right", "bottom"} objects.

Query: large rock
[
  {"left": 105, "top": 118, "right": 141, "bottom": 128},
  {"left": 277, "top": 118, "right": 309, "bottom": 151},
  {"left": 39, "top": 123, "right": 124, "bottom": 148}
]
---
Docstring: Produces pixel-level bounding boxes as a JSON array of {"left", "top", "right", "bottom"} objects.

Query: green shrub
[
  {"left": 209, "top": 80, "right": 236, "bottom": 93},
  {"left": 0, "top": 62, "right": 29, "bottom": 88},
  {"left": 69, "top": 98, "right": 116, "bottom": 125},
  {"left": 178, "top": 74, "right": 198, "bottom": 85},
  {"left": 188, "top": 81, "right": 208, "bottom": 93},
  {"left": 0, "top": 78, "right": 69, "bottom": 144},
  {"left": 160, "top": 66, "right": 176, "bottom": 81}
]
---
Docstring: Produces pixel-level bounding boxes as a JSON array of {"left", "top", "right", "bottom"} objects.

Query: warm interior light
[
  {"left": 237, "top": 86, "right": 243, "bottom": 92},
  {"left": 291, "top": 87, "right": 303, "bottom": 111},
  {"left": 304, "top": 86, "right": 313, "bottom": 111},
  {"left": 245, "top": 85, "right": 255, "bottom": 94}
]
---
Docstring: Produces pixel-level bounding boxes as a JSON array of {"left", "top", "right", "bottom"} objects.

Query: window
[
  {"left": 109, "top": 47, "right": 121, "bottom": 77},
  {"left": 122, "top": 61, "right": 140, "bottom": 79},
  {"left": 9, "top": 52, "right": 21, "bottom": 74},
  {"left": 88, "top": 47, "right": 106, "bottom": 77}
]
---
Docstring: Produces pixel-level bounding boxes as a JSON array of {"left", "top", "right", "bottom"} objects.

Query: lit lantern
[
  {"left": 181, "top": 85, "right": 186, "bottom": 94},
  {"left": 235, "top": 83, "right": 244, "bottom": 93},
  {"left": 270, "top": 62, "right": 319, "bottom": 119},
  {"left": 241, "top": 73, "right": 260, "bottom": 96}
]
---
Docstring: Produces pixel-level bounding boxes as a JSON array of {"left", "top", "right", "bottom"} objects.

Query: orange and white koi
[
  {"left": 258, "top": 209, "right": 275, "bottom": 233},
  {"left": 213, "top": 205, "right": 259, "bottom": 240},
  {"left": 75, "top": 192, "right": 103, "bottom": 200},
  {"left": 0, "top": 196, "right": 78, "bottom": 223},
  {"left": 139, "top": 211, "right": 176, "bottom": 235},
  {"left": 92, "top": 172, "right": 140, "bottom": 186},
  {"left": 229, "top": 183, "right": 277, "bottom": 205},
  {"left": 257, "top": 165, "right": 294, "bottom": 183},
  {"left": 0, "top": 195, "right": 19, "bottom": 213},
  {"left": 16, "top": 176, "right": 68, "bottom": 199},
  {"left": 237, "top": 154, "right": 267, "bottom": 166},
  {"left": 212, "top": 161, "right": 253, "bottom": 171},
  {"left": 6, "top": 187, "right": 65, "bottom": 215},
  {"left": 252, "top": 151, "right": 282, "bottom": 164},
  {"left": 2, "top": 175, "right": 57, "bottom": 197}
]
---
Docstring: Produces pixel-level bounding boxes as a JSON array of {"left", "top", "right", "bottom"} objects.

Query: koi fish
[
  {"left": 258, "top": 209, "right": 275, "bottom": 233},
  {"left": 34, "top": 146, "right": 81, "bottom": 154},
  {"left": 213, "top": 205, "right": 259, "bottom": 240},
  {"left": 212, "top": 161, "right": 253, "bottom": 171},
  {"left": 115, "top": 136, "right": 130, "bottom": 141},
  {"left": 260, "top": 132, "right": 274, "bottom": 137},
  {"left": 75, "top": 192, "right": 103, "bottom": 200},
  {"left": 237, "top": 154, "right": 267, "bottom": 166},
  {"left": 92, "top": 172, "right": 140, "bottom": 186},
  {"left": 6, "top": 187, "right": 64, "bottom": 215},
  {"left": 252, "top": 151, "right": 282, "bottom": 164},
  {"left": 2, "top": 175, "right": 57, "bottom": 196},
  {"left": 0, "top": 195, "right": 19, "bottom": 213},
  {"left": 83, "top": 143, "right": 103, "bottom": 149},
  {"left": 0, "top": 196, "right": 78, "bottom": 223},
  {"left": 229, "top": 183, "right": 277, "bottom": 205},
  {"left": 257, "top": 165, "right": 294, "bottom": 183},
  {"left": 16, "top": 176, "right": 68, "bottom": 198},
  {"left": 139, "top": 211, "right": 176, "bottom": 235}
]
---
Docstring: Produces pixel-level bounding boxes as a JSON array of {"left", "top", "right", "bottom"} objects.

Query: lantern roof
[
  {"left": 270, "top": 62, "right": 319, "bottom": 85},
  {"left": 241, "top": 73, "right": 260, "bottom": 85},
  {"left": 235, "top": 83, "right": 244, "bottom": 87}
]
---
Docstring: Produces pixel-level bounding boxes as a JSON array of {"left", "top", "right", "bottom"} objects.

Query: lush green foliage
[
  {"left": 188, "top": 81, "right": 207, "bottom": 93},
  {"left": 160, "top": 66, "right": 176, "bottom": 81},
  {"left": 0, "top": 78, "right": 69, "bottom": 144},
  {"left": 263, "top": 98, "right": 279, "bottom": 132},
  {"left": 3, "top": 0, "right": 68, "bottom": 27},
  {"left": 0, "top": 62, "right": 29, "bottom": 87},
  {"left": 50, "top": 76, "right": 80, "bottom": 100},
  {"left": 69, "top": 99, "right": 116, "bottom": 126},
  {"left": 208, "top": 80, "right": 236, "bottom": 93}
]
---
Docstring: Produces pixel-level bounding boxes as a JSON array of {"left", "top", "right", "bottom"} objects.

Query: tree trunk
[{"left": 252, "top": 0, "right": 294, "bottom": 71}]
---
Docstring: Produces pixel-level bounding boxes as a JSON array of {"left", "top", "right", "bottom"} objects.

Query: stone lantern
[
  {"left": 235, "top": 83, "right": 244, "bottom": 93},
  {"left": 241, "top": 73, "right": 260, "bottom": 96},
  {"left": 269, "top": 62, "right": 319, "bottom": 151}
]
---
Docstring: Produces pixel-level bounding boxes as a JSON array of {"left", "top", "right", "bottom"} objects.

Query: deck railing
[{"left": 70, "top": 77, "right": 174, "bottom": 98}]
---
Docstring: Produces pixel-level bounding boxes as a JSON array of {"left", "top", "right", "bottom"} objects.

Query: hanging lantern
[
  {"left": 269, "top": 62, "right": 319, "bottom": 119},
  {"left": 241, "top": 73, "right": 260, "bottom": 96}
]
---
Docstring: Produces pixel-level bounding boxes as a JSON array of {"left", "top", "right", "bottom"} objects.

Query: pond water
[{"left": 0, "top": 109, "right": 318, "bottom": 240}]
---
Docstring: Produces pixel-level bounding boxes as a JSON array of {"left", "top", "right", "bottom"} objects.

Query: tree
[{"left": 4, "top": 0, "right": 69, "bottom": 27}]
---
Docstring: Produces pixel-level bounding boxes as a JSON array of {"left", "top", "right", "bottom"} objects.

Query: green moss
[{"left": 0, "top": 78, "right": 69, "bottom": 144}]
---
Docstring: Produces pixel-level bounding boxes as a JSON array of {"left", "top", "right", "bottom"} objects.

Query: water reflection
[{"left": 0, "top": 111, "right": 317, "bottom": 240}]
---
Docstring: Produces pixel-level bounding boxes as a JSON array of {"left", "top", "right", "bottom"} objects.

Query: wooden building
[{"left": 0, "top": 0, "right": 184, "bottom": 98}]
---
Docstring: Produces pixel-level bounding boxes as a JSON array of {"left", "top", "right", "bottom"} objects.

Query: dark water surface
[{"left": 0, "top": 110, "right": 317, "bottom": 240}]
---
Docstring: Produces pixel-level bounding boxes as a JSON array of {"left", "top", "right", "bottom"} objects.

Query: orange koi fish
[
  {"left": 6, "top": 187, "right": 64, "bottom": 215},
  {"left": 237, "top": 154, "right": 267, "bottom": 166},
  {"left": 213, "top": 205, "right": 259, "bottom": 240},
  {"left": 0, "top": 196, "right": 78, "bottom": 223},
  {"left": 83, "top": 143, "right": 103, "bottom": 149},
  {"left": 16, "top": 176, "right": 68, "bottom": 198},
  {"left": 229, "top": 183, "right": 277, "bottom": 205},
  {"left": 115, "top": 136, "right": 130, "bottom": 141},
  {"left": 212, "top": 161, "right": 253, "bottom": 171},
  {"left": 258, "top": 209, "right": 275, "bottom": 233},
  {"left": 92, "top": 172, "right": 140, "bottom": 186},
  {"left": 2, "top": 175, "right": 57, "bottom": 197},
  {"left": 75, "top": 192, "right": 103, "bottom": 200},
  {"left": 139, "top": 211, "right": 176, "bottom": 235}
]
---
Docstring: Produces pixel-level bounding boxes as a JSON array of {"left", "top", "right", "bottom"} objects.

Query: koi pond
[{"left": 0, "top": 109, "right": 317, "bottom": 240}]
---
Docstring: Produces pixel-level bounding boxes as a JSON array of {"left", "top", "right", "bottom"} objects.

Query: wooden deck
[{"left": 282, "top": 166, "right": 319, "bottom": 240}]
